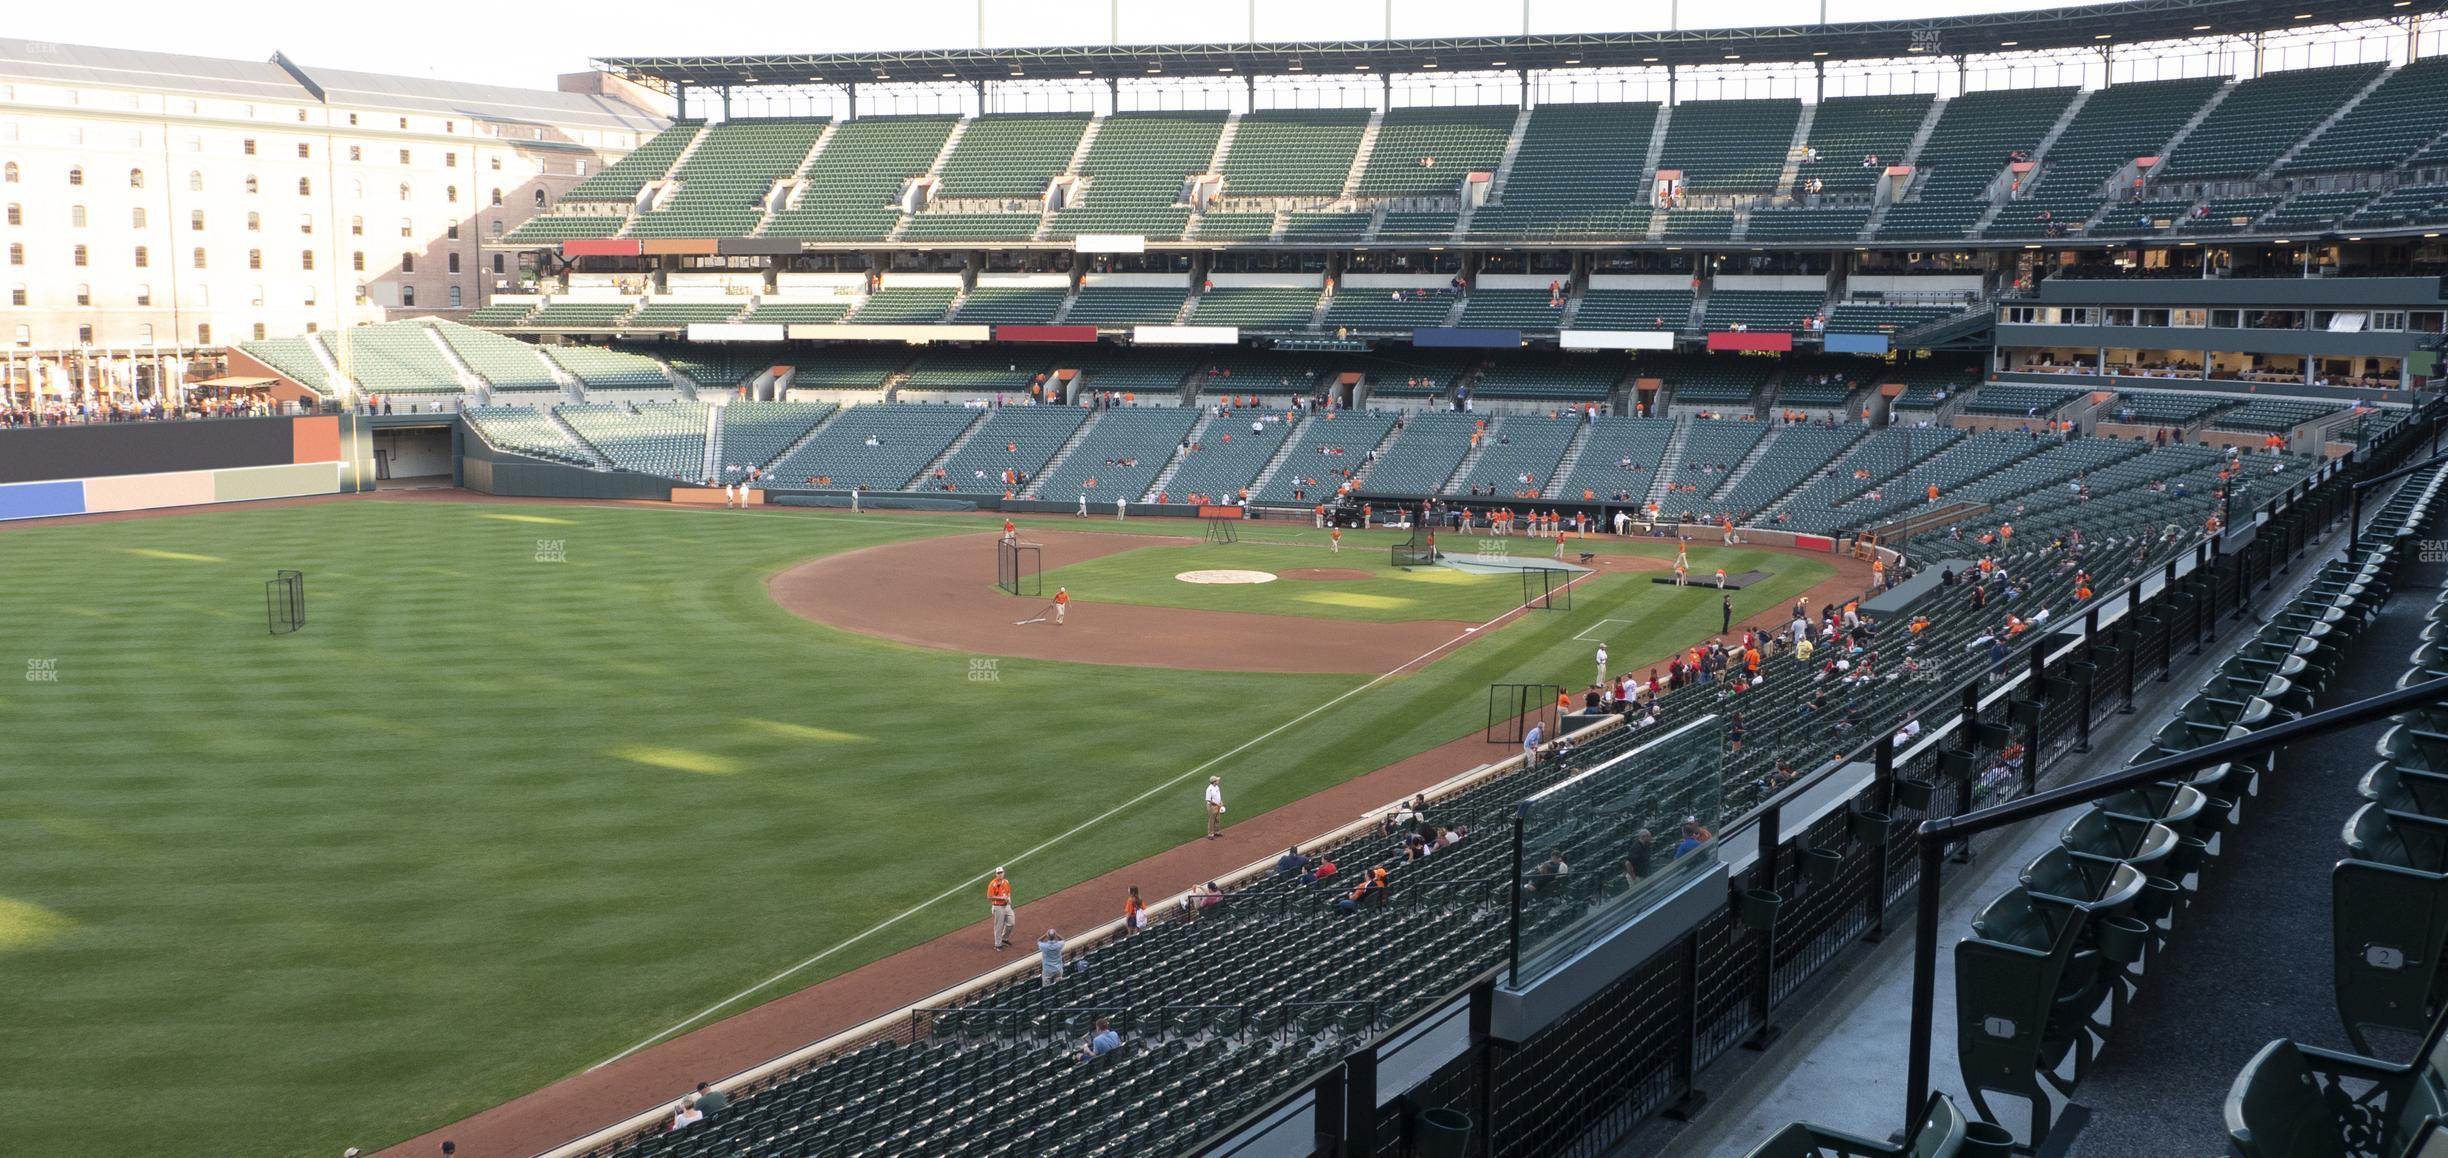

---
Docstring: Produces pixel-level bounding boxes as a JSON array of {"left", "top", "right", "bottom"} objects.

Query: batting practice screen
[
  {"left": 265, "top": 570, "right": 305, "bottom": 635},
  {"left": 997, "top": 539, "right": 1042, "bottom": 597}
]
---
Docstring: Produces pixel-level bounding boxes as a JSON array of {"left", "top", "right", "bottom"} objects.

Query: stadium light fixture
[
  {"left": 1563, "top": 57, "right": 1581, "bottom": 64},
  {"left": 1642, "top": 56, "right": 1659, "bottom": 62},
  {"left": 1355, "top": 64, "right": 1371, "bottom": 70},
  {"left": 1490, "top": 60, "right": 1506, "bottom": 66},
  {"left": 2429, "top": 233, "right": 2443, "bottom": 238},
  {"left": 1078, "top": 69, "right": 1094, "bottom": 75},
  {"left": 2349, "top": 236, "right": 2363, "bottom": 241},
  {"left": 2000, "top": 40, "right": 2018, "bottom": 46},
  {"left": 1725, "top": 54, "right": 1741, "bottom": 60},
  {"left": 1813, "top": 50, "right": 1830, "bottom": 56},
  {"left": 2193, "top": 23, "right": 2213, "bottom": 29},
  {"left": 2295, "top": 12, "right": 2314, "bottom": 17},
  {"left": 943, "top": 72, "right": 959, "bottom": 78},
  {"left": 2095, "top": 32, "right": 2113, "bottom": 39}
]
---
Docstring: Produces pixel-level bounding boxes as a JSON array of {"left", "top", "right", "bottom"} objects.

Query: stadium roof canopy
[{"left": 598, "top": 0, "right": 2438, "bottom": 91}]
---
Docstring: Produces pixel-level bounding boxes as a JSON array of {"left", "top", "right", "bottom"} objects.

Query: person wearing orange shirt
[
  {"left": 1002, "top": 518, "right": 1017, "bottom": 544},
  {"left": 1121, "top": 886, "right": 1146, "bottom": 938},
  {"left": 1054, "top": 586, "right": 1070, "bottom": 627},
  {"left": 1330, "top": 527, "right": 1343, "bottom": 554},
  {"left": 987, "top": 868, "right": 1015, "bottom": 951}
]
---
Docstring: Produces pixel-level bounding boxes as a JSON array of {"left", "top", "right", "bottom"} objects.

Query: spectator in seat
[
  {"left": 1082, "top": 1016, "right": 1122, "bottom": 1058},
  {"left": 692, "top": 1082, "right": 727, "bottom": 1115}
]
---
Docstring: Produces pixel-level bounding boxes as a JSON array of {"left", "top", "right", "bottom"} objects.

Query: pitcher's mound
[{"left": 1281, "top": 568, "right": 1374, "bottom": 581}]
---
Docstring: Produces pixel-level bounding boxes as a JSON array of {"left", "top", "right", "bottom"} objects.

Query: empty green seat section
[
  {"left": 1050, "top": 111, "right": 1227, "bottom": 241},
  {"left": 1773, "top": 363, "right": 1860, "bottom": 408},
  {"left": 1222, "top": 109, "right": 1371, "bottom": 197},
  {"left": 953, "top": 287, "right": 1067, "bottom": 325},
  {"left": 1067, "top": 286, "right": 1187, "bottom": 326},
  {"left": 559, "top": 401, "right": 708, "bottom": 477},
  {"left": 1358, "top": 410, "right": 1480, "bottom": 496},
  {"left": 2258, "top": 190, "right": 2376, "bottom": 232},
  {"left": 929, "top": 405, "right": 1090, "bottom": 492},
  {"left": 1795, "top": 94, "right": 1933, "bottom": 195},
  {"left": 1469, "top": 358, "right": 1622, "bottom": 401},
  {"left": 766, "top": 115, "right": 958, "bottom": 240},
  {"left": 742, "top": 299, "right": 854, "bottom": 326},
  {"left": 901, "top": 212, "right": 1041, "bottom": 241},
  {"left": 1449, "top": 412, "right": 1581, "bottom": 495},
  {"left": 1031, "top": 406, "right": 1201, "bottom": 501},
  {"left": 1376, "top": 212, "right": 1457, "bottom": 242},
  {"left": 437, "top": 322, "right": 561, "bottom": 391},
  {"left": 1745, "top": 206, "right": 1869, "bottom": 242},
  {"left": 1191, "top": 287, "right": 1319, "bottom": 329},
  {"left": 1892, "top": 360, "right": 1980, "bottom": 410},
  {"left": 2161, "top": 63, "right": 2384, "bottom": 180},
  {"left": 2345, "top": 186, "right": 2448, "bottom": 229},
  {"left": 2112, "top": 390, "right": 2228, "bottom": 424},
  {"left": 936, "top": 114, "right": 1089, "bottom": 198},
  {"left": 900, "top": 349, "right": 1050, "bottom": 394},
  {"left": 238, "top": 336, "right": 332, "bottom": 394},
  {"left": 464, "top": 405, "right": 588, "bottom": 463},
  {"left": 564, "top": 121, "right": 702, "bottom": 203},
  {"left": 1658, "top": 98, "right": 1802, "bottom": 195},
  {"left": 2214, "top": 400, "right": 2344, "bottom": 434},
  {"left": 1826, "top": 301, "right": 1961, "bottom": 335},
  {"left": 1255, "top": 410, "right": 1399, "bottom": 503},
  {"left": 1575, "top": 289, "right": 1694, "bottom": 331},
  {"left": 1192, "top": 212, "right": 1277, "bottom": 241},
  {"left": 630, "top": 118, "right": 830, "bottom": 239},
  {"left": 1692, "top": 422, "right": 1862, "bottom": 518},
  {"left": 1705, "top": 289, "right": 1823, "bottom": 334},
  {"left": 1283, "top": 212, "right": 1372, "bottom": 242},
  {"left": 1469, "top": 102, "right": 1658, "bottom": 239},
  {"left": 1988, "top": 76, "right": 2226, "bottom": 238},
  {"left": 2282, "top": 57, "right": 2448, "bottom": 175},
  {"left": 547, "top": 345, "right": 669, "bottom": 391},
  {"left": 1356, "top": 105, "right": 1518, "bottom": 196},
  {"left": 1658, "top": 355, "right": 1770, "bottom": 406},
  {"left": 1196, "top": 352, "right": 1329, "bottom": 396},
  {"left": 1879, "top": 86, "right": 2078, "bottom": 241},
  {"left": 320, "top": 323, "right": 463, "bottom": 394},
  {"left": 1458, "top": 289, "right": 1565, "bottom": 330},
  {"left": 790, "top": 348, "right": 914, "bottom": 389},
  {"left": 716, "top": 401, "right": 834, "bottom": 470},
  {"left": 668, "top": 347, "right": 787, "bottom": 392},
  {"left": 528, "top": 300, "right": 637, "bottom": 328},
  {"left": 2091, "top": 198, "right": 2199, "bottom": 236},
  {"left": 1554, "top": 416, "right": 1677, "bottom": 501},
  {"left": 852, "top": 287, "right": 957, "bottom": 324},
  {"left": 2180, "top": 195, "right": 2283, "bottom": 233},
  {"left": 1659, "top": 210, "right": 1734, "bottom": 240},
  {"left": 1166, "top": 412, "right": 1296, "bottom": 501},
  {"left": 1322, "top": 288, "right": 1454, "bottom": 331},
  {"left": 764, "top": 403, "right": 980, "bottom": 489},
  {"left": 461, "top": 302, "right": 537, "bottom": 327},
  {"left": 1964, "top": 384, "right": 2083, "bottom": 416},
  {"left": 626, "top": 301, "right": 746, "bottom": 328},
  {"left": 1075, "top": 351, "right": 1199, "bottom": 396},
  {"left": 502, "top": 214, "right": 626, "bottom": 243}
]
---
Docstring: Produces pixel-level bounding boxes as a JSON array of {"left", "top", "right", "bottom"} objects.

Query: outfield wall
[{"left": 0, "top": 415, "right": 372, "bottom": 522}]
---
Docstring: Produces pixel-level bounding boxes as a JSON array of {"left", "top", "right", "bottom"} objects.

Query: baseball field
[{"left": 0, "top": 496, "right": 1839, "bottom": 1156}]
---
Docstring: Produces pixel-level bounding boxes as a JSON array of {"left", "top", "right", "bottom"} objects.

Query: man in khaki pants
[
  {"left": 987, "top": 868, "right": 1014, "bottom": 951},
  {"left": 1205, "top": 776, "right": 1226, "bottom": 839}
]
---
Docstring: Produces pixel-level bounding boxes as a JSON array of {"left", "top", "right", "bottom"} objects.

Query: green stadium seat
[{"left": 630, "top": 119, "right": 831, "bottom": 239}]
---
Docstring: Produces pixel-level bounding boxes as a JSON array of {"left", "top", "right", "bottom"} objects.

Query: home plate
[{"left": 1177, "top": 569, "right": 1278, "bottom": 584}]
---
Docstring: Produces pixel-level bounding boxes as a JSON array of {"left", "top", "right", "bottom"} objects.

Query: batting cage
[
  {"left": 1391, "top": 528, "right": 1435, "bottom": 569},
  {"left": 265, "top": 570, "right": 306, "bottom": 635},
  {"left": 997, "top": 539, "right": 1042, "bottom": 597},
  {"left": 1485, "top": 682, "right": 1562, "bottom": 746},
  {"left": 1520, "top": 564, "right": 1573, "bottom": 611}
]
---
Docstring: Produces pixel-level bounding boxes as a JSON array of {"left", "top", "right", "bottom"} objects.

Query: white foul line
[{"left": 587, "top": 563, "right": 1602, "bottom": 1071}]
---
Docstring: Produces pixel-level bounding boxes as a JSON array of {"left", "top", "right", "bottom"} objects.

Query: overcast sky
[{"left": 22, "top": 0, "right": 2077, "bottom": 88}]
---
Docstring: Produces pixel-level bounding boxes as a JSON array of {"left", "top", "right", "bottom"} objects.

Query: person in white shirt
[
  {"left": 1205, "top": 776, "right": 1226, "bottom": 839},
  {"left": 671, "top": 1098, "right": 704, "bottom": 1131},
  {"left": 1116, "top": 496, "right": 1127, "bottom": 521},
  {"left": 1595, "top": 644, "right": 1609, "bottom": 686},
  {"left": 1078, "top": 493, "right": 1088, "bottom": 518}
]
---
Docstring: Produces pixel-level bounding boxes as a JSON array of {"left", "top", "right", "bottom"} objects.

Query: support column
[
  {"left": 1815, "top": 60, "right": 1825, "bottom": 104},
  {"left": 848, "top": 82, "right": 859, "bottom": 119},
  {"left": 721, "top": 86, "right": 733, "bottom": 119}
]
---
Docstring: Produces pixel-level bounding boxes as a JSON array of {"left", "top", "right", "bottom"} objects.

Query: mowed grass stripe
[{"left": 0, "top": 500, "right": 1830, "bottom": 1157}]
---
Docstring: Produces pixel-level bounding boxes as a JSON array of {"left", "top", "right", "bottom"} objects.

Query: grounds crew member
[
  {"left": 1054, "top": 587, "right": 1069, "bottom": 626},
  {"left": 988, "top": 868, "right": 1015, "bottom": 950}
]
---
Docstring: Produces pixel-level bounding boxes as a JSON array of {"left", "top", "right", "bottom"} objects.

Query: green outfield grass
[{"left": 0, "top": 500, "right": 1837, "bottom": 1157}]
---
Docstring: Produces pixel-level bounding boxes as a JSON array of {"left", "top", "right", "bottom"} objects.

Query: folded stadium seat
[
  {"left": 1282, "top": 212, "right": 1373, "bottom": 243},
  {"left": 1190, "top": 212, "right": 1276, "bottom": 241},
  {"left": 1191, "top": 287, "right": 1321, "bottom": 330},
  {"left": 1955, "top": 866, "right": 2148, "bottom": 1149},
  {"left": 1742, "top": 1093, "right": 1974, "bottom": 1157},
  {"left": 2224, "top": 1009, "right": 2448, "bottom": 1158}
]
